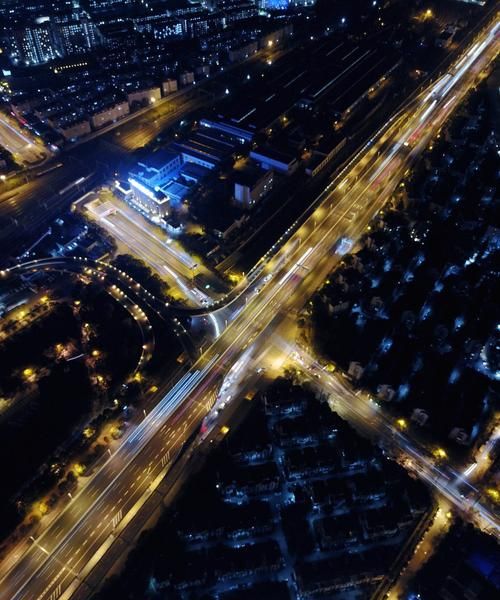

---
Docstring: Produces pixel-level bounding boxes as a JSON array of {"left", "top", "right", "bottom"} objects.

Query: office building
[{"left": 128, "top": 150, "right": 183, "bottom": 218}]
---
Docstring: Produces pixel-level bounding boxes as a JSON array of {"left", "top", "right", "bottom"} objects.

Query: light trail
[
  {"left": 287, "top": 344, "right": 500, "bottom": 535},
  {"left": 0, "top": 116, "right": 33, "bottom": 146},
  {"left": 277, "top": 246, "right": 314, "bottom": 285},
  {"left": 0, "top": 16, "right": 498, "bottom": 600}
]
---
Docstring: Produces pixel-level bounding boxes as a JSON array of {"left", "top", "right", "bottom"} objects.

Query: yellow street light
[
  {"left": 83, "top": 426, "right": 95, "bottom": 439},
  {"left": 433, "top": 447, "right": 447, "bottom": 460},
  {"left": 396, "top": 418, "right": 407, "bottom": 430},
  {"left": 486, "top": 488, "right": 499, "bottom": 503},
  {"left": 23, "top": 367, "right": 34, "bottom": 379},
  {"left": 74, "top": 463, "right": 86, "bottom": 476},
  {"left": 91, "top": 349, "right": 100, "bottom": 357}
]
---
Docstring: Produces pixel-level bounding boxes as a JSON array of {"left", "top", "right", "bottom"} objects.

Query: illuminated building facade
[{"left": 128, "top": 150, "right": 183, "bottom": 218}]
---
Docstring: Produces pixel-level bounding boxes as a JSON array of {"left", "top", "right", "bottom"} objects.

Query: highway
[{"left": 0, "top": 16, "right": 498, "bottom": 600}]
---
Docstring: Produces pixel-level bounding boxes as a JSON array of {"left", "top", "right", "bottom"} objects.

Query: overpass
[{"left": 0, "top": 16, "right": 498, "bottom": 600}]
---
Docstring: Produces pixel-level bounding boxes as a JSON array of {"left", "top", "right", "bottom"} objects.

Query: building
[
  {"left": 200, "top": 117, "right": 253, "bottom": 143},
  {"left": 228, "top": 40, "right": 258, "bottom": 63},
  {"left": 88, "top": 0, "right": 132, "bottom": 10},
  {"left": 162, "top": 78, "right": 178, "bottom": 95},
  {"left": 250, "top": 146, "right": 298, "bottom": 175},
  {"left": 182, "top": 10, "right": 224, "bottom": 38},
  {"left": 56, "top": 116, "right": 91, "bottom": 141},
  {"left": 224, "top": 2, "right": 259, "bottom": 23},
  {"left": 128, "top": 149, "right": 183, "bottom": 218},
  {"left": 306, "top": 137, "right": 346, "bottom": 177},
  {"left": 8, "top": 11, "right": 102, "bottom": 65},
  {"left": 90, "top": 100, "right": 129, "bottom": 129},
  {"left": 179, "top": 71, "right": 195, "bottom": 86},
  {"left": 259, "top": 25, "right": 293, "bottom": 50},
  {"left": 11, "top": 23, "right": 61, "bottom": 65},
  {"left": 57, "top": 16, "right": 103, "bottom": 56},
  {"left": 234, "top": 167, "right": 273, "bottom": 207},
  {"left": 172, "top": 130, "right": 237, "bottom": 170},
  {"left": 156, "top": 18, "right": 185, "bottom": 40},
  {"left": 126, "top": 86, "right": 161, "bottom": 106}
]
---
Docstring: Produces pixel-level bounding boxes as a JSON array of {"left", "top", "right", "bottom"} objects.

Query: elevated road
[{"left": 0, "top": 16, "right": 498, "bottom": 600}]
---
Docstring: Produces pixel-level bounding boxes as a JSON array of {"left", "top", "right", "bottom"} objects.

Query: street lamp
[
  {"left": 23, "top": 367, "right": 34, "bottom": 379},
  {"left": 433, "top": 447, "right": 447, "bottom": 460}
]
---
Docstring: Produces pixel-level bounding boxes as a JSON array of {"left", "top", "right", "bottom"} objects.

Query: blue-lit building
[
  {"left": 259, "top": 0, "right": 316, "bottom": 9},
  {"left": 128, "top": 149, "right": 182, "bottom": 219},
  {"left": 127, "top": 127, "right": 239, "bottom": 223}
]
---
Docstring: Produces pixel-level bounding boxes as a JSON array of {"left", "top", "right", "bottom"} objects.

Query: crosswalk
[{"left": 111, "top": 509, "right": 123, "bottom": 530}]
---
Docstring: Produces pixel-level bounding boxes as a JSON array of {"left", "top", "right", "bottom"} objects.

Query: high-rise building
[
  {"left": 7, "top": 8, "right": 103, "bottom": 65},
  {"left": 88, "top": 0, "right": 133, "bottom": 10},
  {"left": 25, "top": 0, "right": 75, "bottom": 15},
  {"left": 11, "top": 22, "right": 61, "bottom": 65},
  {"left": 0, "top": 0, "right": 19, "bottom": 18},
  {"left": 206, "top": 0, "right": 255, "bottom": 8},
  {"left": 258, "top": 0, "right": 316, "bottom": 9},
  {"left": 57, "top": 15, "right": 103, "bottom": 55}
]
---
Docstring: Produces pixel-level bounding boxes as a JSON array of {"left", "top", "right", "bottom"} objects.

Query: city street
[
  {"left": 0, "top": 116, "right": 46, "bottom": 165},
  {"left": 0, "top": 16, "right": 498, "bottom": 600},
  {"left": 286, "top": 343, "right": 499, "bottom": 535},
  {"left": 82, "top": 193, "right": 214, "bottom": 302}
]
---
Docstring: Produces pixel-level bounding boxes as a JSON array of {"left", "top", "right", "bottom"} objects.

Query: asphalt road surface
[{"left": 0, "top": 17, "right": 497, "bottom": 600}]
